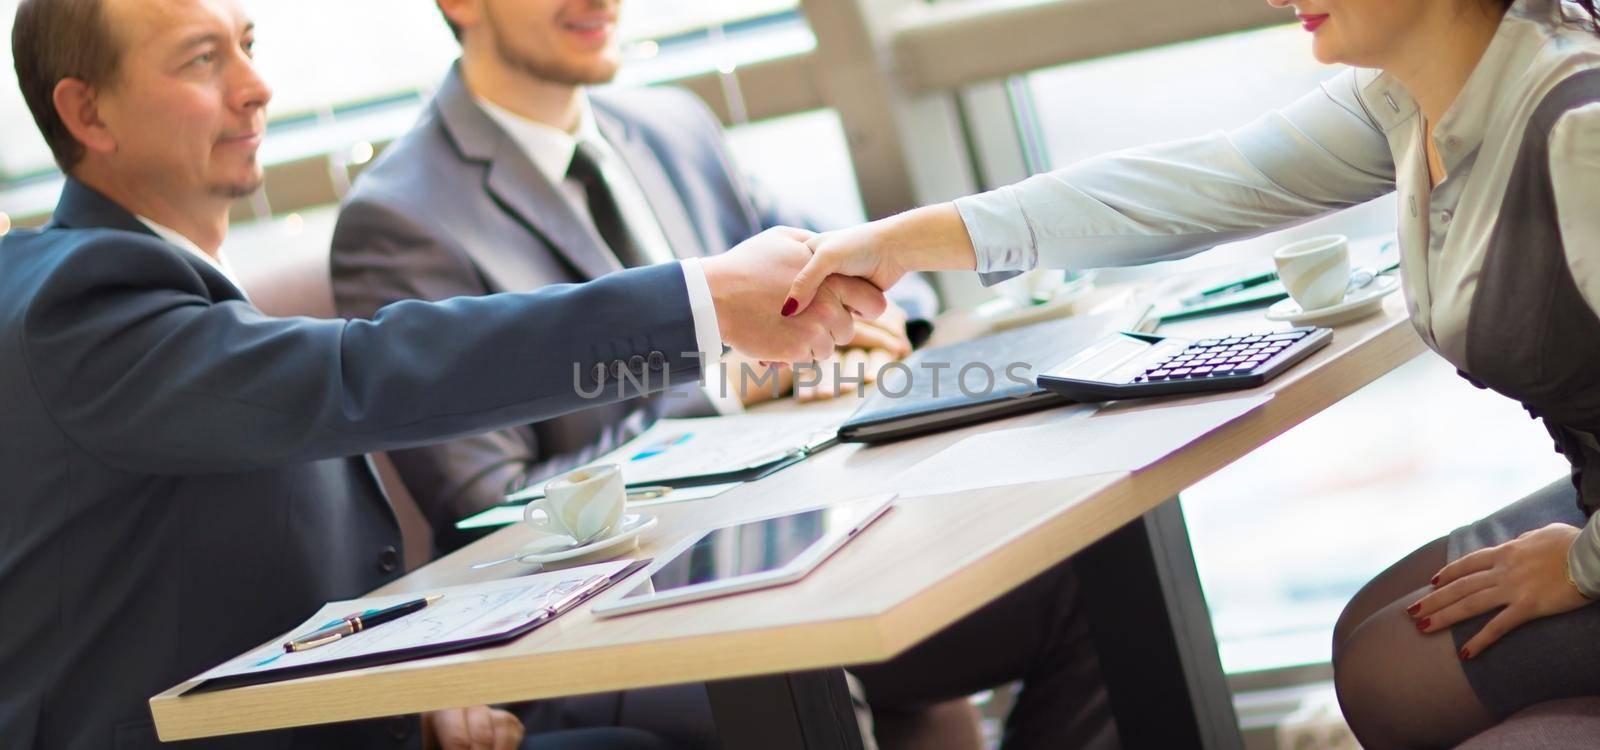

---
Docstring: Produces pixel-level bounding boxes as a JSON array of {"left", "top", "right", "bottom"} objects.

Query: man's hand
[
  {"left": 794, "top": 301, "right": 912, "bottom": 402},
  {"left": 703, "top": 227, "right": 887, "bottom": 364},
  {"left": 422, "top": 706, "right": 524, "bottom": 750},
  {"left": 794, "top": 347, "right": 897, "bottom": 402},
  {"left": 1408, "top": 523, "right": 1595, "bottom": 660}
]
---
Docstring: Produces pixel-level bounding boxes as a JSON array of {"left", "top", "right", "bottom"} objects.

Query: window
[{"left": 0, "top": 0, "right": 808, "bottom": 184}]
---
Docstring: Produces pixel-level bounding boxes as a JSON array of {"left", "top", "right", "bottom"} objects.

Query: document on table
[
  {"left": 187, "top": 560, "right": 642, "bottom": 693},
  {"left": 547, "top": 410, "right": 846, "bottom": 489},
  {"left": 461, "top": 482, "right": 743, "bottom": 530},
  {"left": 891, "top": 394, "right": 1273, "bottom": 497}
]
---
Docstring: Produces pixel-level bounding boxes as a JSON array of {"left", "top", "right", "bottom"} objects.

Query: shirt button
[
  {"left": 590, "top": 361, "right": 608, "bottom": 385},
  {"left": 1438, "top": 209, "right": 1453, "bottom": 227},
  {"left": 377, "top": 546, "right": 400, "bottom": 574},
  {"left": 629, "top": 354, "right": 648, "bottom": 374},
  {"left": 610, "top": 359, "right": 629, "bottom": 379},
  {"left": 1444, "top": 135, "right": 1462, "bottom": 151},
  {"left": 647, "top": 351, "right": 668, "bottom": 372}
]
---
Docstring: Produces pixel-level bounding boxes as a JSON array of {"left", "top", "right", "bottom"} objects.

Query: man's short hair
[{"left": 12, "top": 0, "right": 122, "bottom": 171}]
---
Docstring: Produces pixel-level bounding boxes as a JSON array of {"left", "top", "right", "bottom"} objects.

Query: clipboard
[
  {"left": 184, "top": 559, "right": 648, "bottom": 694},
  {"left": 518, "top": 412, "right": 843, "bottom": 494}
]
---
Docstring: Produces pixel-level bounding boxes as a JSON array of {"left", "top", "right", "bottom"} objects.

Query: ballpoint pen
[
  {"left": 283, "top": 594, "right": 443, "bottom": 652},
  {"left": 1181, "top": 270, "right": 1280, "bottom": 305}
]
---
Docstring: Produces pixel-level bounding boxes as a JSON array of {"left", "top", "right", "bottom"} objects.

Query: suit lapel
[
  {"left": 593, "top": 105, "right": 709, "bottom": 260},
  {"left": 434, "top": 65, "right": 618, "bottom": 281},
  {"left": 483, "top": 139, "right": 619, "bottom": 279}
]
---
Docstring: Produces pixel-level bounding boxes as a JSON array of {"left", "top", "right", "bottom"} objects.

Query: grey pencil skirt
[{"left": 1448, "top": 477, "right": 1600, "bottom": 718}]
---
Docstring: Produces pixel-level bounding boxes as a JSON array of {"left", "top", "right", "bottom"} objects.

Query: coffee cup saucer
[
  {"left": 1265, "top": 274, "right": 1399, "bottom": 327},
  {"left": 516, "top": 513, "right": 658, "bottom": 566}
]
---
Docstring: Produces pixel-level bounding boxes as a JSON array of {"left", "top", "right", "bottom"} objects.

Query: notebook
[{"left": 837, "top": 309, "right": 1146, "bottom": 444}]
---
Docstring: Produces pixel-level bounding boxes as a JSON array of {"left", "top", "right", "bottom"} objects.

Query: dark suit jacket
[
  {"left": 0, "top": 179, "right": 705, "bottom": 749},
  {"left": 330, "top": 66, "right": 935, "bottom": 544}
]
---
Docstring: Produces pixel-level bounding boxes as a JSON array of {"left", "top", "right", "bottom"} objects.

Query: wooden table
[{"left": 151, "top": 291, "right": 1425, "bottom": 747}]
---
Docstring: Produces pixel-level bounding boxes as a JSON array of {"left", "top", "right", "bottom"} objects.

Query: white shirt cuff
[
  {"left": 678, "top": 257, "right": 723, "bottom": 369},
  {"left": 954, "top": 187, "right": 1034, "bottom": 286}
]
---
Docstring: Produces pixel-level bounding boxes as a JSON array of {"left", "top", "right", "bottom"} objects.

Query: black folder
[{"left": 837, "top": 312, "right": 1126, "bottom": 444}]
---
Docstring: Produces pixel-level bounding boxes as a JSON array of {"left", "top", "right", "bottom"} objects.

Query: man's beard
[
  {"left": 487, "top": 13, "right": 620, "bottom": 86},
  {"left": 210, "top": 162, "right": 264, "bottom": 200}
]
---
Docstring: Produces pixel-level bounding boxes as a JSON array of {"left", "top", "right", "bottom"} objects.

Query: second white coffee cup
[
  {"left": 524, "top": 463, "right": 626, "bottom": 542},
  {"left": 1273, "top": 235, "right": 1351, "bottom": 311}
]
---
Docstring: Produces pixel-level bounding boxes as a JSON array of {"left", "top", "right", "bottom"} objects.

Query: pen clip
[
  {"left": 539, "top": 575, "right": 608, "bottom": 617},
  {"left": 284, "top": 630, "right": 345, "bottom": 653}
]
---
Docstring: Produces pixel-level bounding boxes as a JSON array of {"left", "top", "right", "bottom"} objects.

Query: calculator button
[
  {"left": 1191, "top": 366, "right": 1215, "bottom": 375},
  {"left": 1148, "top": 369, "right": 1171, "bottom": 379},
  {"left": 1242, "top": 335, "right": 1263, "bottom": 343},
  {"left": 1196, "top": 339, "right": 1221, "bottom": 347},
  {"left": 1220, "top": 337, "right": 1242, "bottom": 345},
  {"left": 1170, "top": 367, "right": 1194, "bottom": 376}
]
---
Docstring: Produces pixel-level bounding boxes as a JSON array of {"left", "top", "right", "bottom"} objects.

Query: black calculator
[{"left": 1036, "top": 327, "right": 1332, "bottom": 402}]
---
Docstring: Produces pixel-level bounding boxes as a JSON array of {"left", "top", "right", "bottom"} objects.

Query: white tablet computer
[{"left": 591, "top": 494, "right": 896, "bottom": 618}]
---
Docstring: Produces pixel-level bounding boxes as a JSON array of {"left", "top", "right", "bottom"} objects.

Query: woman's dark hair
[{"left": 1501, "top": 0, "right": 1600, "bottom": 33}]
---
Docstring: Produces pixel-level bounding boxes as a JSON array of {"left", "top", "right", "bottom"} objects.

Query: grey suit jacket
[
  {"left": 331, "top": 66, "right": 935, "bottom": 544},
  {"left": 0, "top": 179, "right": 704, "bottom": 749}
]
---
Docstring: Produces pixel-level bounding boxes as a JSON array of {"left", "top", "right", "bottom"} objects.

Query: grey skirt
[{"left": 1448, "top": 477, "right": 1600, "bottom": 718}]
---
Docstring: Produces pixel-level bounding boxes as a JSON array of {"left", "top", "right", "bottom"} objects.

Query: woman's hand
[
  {"left": 1408, "top": 523, "right": 1593, "bottom": 659},
  {"left": 783, "top": 204, "right": 978, "bottom": 317},
  {"left": 422, "top": 705, "right": 525, "bottom": 750}
]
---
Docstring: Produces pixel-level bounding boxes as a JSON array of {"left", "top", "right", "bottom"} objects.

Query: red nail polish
[
  {"left": 1406, "top": 602, "right": 1422, "bottom": 616},
  {"left": 781, "top": 298, "right": 798, "bottom": 317},
  {"left": 1417, "top": 618, "right": 1431, "bottom": 632},
  {"left": 1459, "top": 646, "right": 1471, "bottom": 661},
  {"left": 1431, "top": 575, "right": 1440, "bottom": 586}
]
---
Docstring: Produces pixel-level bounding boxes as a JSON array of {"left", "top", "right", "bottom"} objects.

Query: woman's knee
[{"left": 1333, "top": 602, "right": 1493, "bottom": 749}]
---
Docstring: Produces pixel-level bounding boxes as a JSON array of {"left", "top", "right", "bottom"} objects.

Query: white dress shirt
[
  {"left": 953, "top": 0, "right": 1600, "bottom": 590},
  {"left": 475, "top": 94, "right": 737, "bottom": 411},
  {"left": 135, "top": 215, "right": 248, "bottom": 298}
]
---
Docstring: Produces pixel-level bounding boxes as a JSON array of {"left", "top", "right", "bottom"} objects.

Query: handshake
[
  {"left": 701, "top": 206, "right": 976, "bottom": 365},
  {"left": 699, "top": 226, "right": 890, "bottom": 365}
]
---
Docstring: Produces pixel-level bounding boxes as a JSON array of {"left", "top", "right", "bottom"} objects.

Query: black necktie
[{"left": 566, "top": 142, "right": 649, "bottom": 269}]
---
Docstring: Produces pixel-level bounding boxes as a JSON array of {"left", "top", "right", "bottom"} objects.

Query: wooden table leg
[
  {"left": 1077, "top": 496, "right": 1244, "bottom": 750},
  {"left": 706, "top": 669, "right": 867, "bottom": 750}
]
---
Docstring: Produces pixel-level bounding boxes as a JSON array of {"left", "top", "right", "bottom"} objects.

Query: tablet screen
[{"left": 624, "top": 507, "right": 836, "bottom": 597}]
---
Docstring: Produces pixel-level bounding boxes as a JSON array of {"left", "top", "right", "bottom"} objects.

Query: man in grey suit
[
  {"left": 327, "top": 2, "right": 1120, "bottom": 749},
  {"left": 0, "top": 0, "right": 885, "bottom": 748},
  {"left": 330, "top": 29, "right": 935, "bottom": 551}
]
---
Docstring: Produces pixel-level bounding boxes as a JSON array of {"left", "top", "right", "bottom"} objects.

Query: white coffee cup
[
  {"left": 995, "top": 268, "right": 1069, "bottom": 308},
  {"left": 1273, "top": 235, "right": 1351, "bottom": 311},
  {"left": 523, "top": 463, "right": 626, "bottom": 542}
]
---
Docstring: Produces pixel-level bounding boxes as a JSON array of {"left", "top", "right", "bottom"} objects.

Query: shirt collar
[
  {"left": 474, "top": 92, "right": 606, "bottom": 185},
  {"left": 134, "top": 214, "right": 244, "bottom": 291},
  {"left": 1431, "top": 0, "right": 1564, "bottom": 172}
]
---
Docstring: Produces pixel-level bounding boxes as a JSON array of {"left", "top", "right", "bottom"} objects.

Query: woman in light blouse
[{"left": 783, "top": 0, "right": 1600, "bottom": 746}]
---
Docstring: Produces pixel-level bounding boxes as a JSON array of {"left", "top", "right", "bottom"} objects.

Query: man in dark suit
[
  {"left": 323, "top": 3, "right": 1120, "bottom": 749},
  {"left": 0, "top": 1, "right": 886, "bottom": 748}
]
